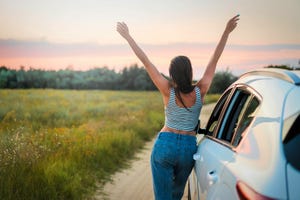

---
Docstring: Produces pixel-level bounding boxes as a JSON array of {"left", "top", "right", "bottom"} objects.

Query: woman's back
[
  {"left": 173, "top": 89, "right": 198, "bottom": 108},
  {"left": 164, "top": 86, "right": 202, "bottom": 132}
]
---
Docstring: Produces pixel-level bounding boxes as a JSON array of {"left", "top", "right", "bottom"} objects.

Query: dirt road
[{"left": 94, "top": 103, "right": 215, "bottom": 200}]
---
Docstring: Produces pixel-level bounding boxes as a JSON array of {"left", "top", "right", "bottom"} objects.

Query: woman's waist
[
  {"left": 160, "top": 125, "right": 196, "bottom": 136},
  {"left": 164, "top": 114, "right": 199, "bottom": 133}
]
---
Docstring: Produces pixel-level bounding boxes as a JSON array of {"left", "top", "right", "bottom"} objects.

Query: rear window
[
  {"left": 232, "top": 97, "right": 260, "bottom": 146},
  {"left": 283, "top": 113, "right": 300, "bottom": 170},
  {"left": 216, "top": 89, "right": 260, "bottom": 147}
]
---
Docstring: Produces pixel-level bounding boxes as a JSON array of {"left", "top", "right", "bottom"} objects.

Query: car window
[
  {"left": 205, "top": 89, "right": 232, "bottom": 136},
  {"left": 217, "top": 89, "right": 250, "bottom": 142},
  {"left": 217, "top": 88, "right": 260, "bottom": 146},
  {"left": 283, "top": 113, "right": 300, "bottom": 170},
  {"left": 232, "top": 97, "right": 260, "bottom": 146}
]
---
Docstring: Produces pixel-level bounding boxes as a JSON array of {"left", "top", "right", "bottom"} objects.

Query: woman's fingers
[
  {"left": 226, "top": 15, "right": 240, "bottom": 33},
  {"left": 117, "top": 22, "right": 128, "bottom": 34}
]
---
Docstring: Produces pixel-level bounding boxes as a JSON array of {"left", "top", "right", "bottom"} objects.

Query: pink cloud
[{"left": 1, "top": 39, "right": 299, "bottom": 76}]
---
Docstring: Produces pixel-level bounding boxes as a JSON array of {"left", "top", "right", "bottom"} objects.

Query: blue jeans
[{"left": 151, "top": 132, "right": 197, "bottom": 200}]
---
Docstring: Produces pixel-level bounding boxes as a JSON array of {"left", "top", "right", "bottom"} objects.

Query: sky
[{"left": 0, "top": 0, "right": 299, "bottom": 77}]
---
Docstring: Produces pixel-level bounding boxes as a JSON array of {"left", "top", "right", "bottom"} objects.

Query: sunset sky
[{"left": 0, "top": 0, "right": 299, "bottom": 77}]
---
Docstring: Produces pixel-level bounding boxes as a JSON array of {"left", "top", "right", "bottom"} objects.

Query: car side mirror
[
  {"left": 197, "top": 128, "right": 206, "bottom": 135},
  {"left": 194, "top": 120, "right": 206, "bottom": 135}
]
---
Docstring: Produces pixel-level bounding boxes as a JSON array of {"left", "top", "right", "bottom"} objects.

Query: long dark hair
[{"left": 169, "top": 55, "right": 195, "bottom": 110}]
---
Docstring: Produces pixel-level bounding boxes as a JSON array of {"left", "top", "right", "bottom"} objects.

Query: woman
[{"left": 117, "top": 15, "right": 239, "bottom": 200}]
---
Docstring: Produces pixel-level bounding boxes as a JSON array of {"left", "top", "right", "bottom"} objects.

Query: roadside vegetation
[
  {"left": 0, "top": 64, "right": 228, "bottom": 199},
  {"left": 0, "top": 90, "right": 164, "bottom": 199},
  {"left": 0, "top": 89, "right": 219, "bottom": 199}
]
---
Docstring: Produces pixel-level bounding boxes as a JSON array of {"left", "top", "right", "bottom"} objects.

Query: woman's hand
[
  {"left": 117, "top": 22, "right": 130, "bottom": 40},
  {"left": 225, "top": 14, "right": 240, "bottom": 34}
]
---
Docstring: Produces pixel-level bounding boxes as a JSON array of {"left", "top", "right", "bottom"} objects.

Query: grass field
[{"left": 0, "top": 89, "right": 219, "bottom": 199}]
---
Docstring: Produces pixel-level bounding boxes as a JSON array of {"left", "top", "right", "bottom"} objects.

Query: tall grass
[
  {"left": 0, "top": 90, "right": 219, "bottom": 199},
  {"left": 0, "top": 90, "right": 164, "bottom": 199},
  {"left": 204, "top": 93, "right": 221, "bottom": 104}
]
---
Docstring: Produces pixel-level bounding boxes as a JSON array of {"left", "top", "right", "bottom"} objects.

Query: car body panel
[
  {"left": 232, "top": 77, "right": 289, "bottom": 198},
  {"left": 287, "top": 163, "right": 300, "bottom": 199},
  {"left": 193, "top": 138, "right": 236, "bottom": 199},
  {"left": 190, "top": 69, "right": 300, "bottom": 200}
]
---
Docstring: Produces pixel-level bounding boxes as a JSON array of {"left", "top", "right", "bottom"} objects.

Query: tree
[
  {"left": 208, "top": 69, "right": 238, "bottom": 94},
  {"left": 0, "top": 70, "right": 8, "bottom": 88},
  {"left": 119, "top": 65, "right": 156, "bottom": 90},
  {"left": 265, "top": 65, "right": 293, "bottom": 70},
  {"left": 0, "top": 65, "right": 152, "bottom": 91}
]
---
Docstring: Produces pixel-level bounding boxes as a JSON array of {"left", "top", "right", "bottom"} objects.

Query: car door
[
  {"left": 193, "top": 88, "right": 233, "bottom": 199},
  {"left": 194, "top": 85, "right": 261, "bottom": 200}
]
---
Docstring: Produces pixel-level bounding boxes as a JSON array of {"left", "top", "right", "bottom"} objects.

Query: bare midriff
[{"left": 160, "top": 125, "right": 196, "bottom": 136}]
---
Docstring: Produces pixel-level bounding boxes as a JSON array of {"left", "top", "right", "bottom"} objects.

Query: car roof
[{"left": 239, "top": 68, "right": 300, "bottom": 86}]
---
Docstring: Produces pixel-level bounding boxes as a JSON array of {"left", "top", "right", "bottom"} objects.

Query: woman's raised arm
[
  {"left": 116, "top": 22, "right": 169, "bottom": 96},
  {"left": 197, "top": 15, "right": 240, "bottom": 98}
]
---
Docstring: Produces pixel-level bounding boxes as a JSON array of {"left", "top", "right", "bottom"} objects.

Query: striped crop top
[{"left": 165, "top": 86, "right": 202, "bottom": 131}]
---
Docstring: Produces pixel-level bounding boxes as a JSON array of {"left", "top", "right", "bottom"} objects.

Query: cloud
[
  {"left": 0, "top": 39, "right": 299, "bottom": 75},
  {"left": 0, "top": 39, "right": 131, "bottom": 58},
  {"left": 1, "top": 39, "right": 299, "bottom": 58}
]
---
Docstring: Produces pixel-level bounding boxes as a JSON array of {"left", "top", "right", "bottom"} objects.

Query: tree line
[
  {"left": 0, "top": 64, "right": 245, "bottom": 93},
  {"left": 0, "top": 65, "right": 157, "bottom": 91}
]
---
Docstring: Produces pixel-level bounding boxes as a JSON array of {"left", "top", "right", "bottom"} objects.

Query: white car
[{"left": 189, "top": 68, "right": 300, "bottom": 200}]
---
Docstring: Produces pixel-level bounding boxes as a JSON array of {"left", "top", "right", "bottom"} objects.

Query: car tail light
[{"left": 236, "top": 181, "right": 275, "bottom": 200}]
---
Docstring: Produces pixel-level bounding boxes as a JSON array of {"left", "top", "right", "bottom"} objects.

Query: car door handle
[
  {"left": 193, "top": 153, "right": 202, "bottom": 161},
  {"left": 207, "top": 170, "right": 218, "bottom": 185}
]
